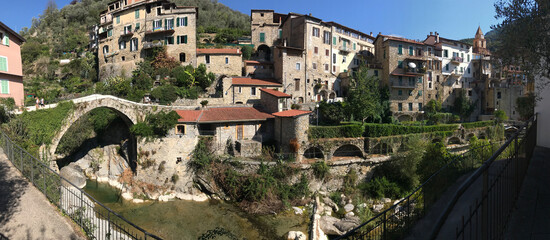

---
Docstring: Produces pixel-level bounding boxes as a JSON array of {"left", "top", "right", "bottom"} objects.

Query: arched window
[{"left": 103, "top": 45, "right": 109, "bottom": 54}]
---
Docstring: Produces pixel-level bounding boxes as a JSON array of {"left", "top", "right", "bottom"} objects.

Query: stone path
[
  {"left": 0, "top": 148, "right": 83, "bottom": 240},
  {"left": 504, "top": 146, "right": 550, "bottom": 240}
]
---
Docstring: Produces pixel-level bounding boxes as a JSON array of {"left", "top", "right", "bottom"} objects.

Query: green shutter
[
  {"left": 3, "top": 35, "right": 9, "bottom": 46},
  {"left": 176, "top": 17, "right": 180, "bottom": 27},
  {"left": 164, "top": 19, "right": 167, "bottom": 29},
  {"left": 333, "top": 36, "right": 336, "bottom": 45},
  {"left": 184, "top": 17, "right": 188, "bottom": 26},
  {"left": 1, "top": 80, "right": 8, "bottom": 94},
  {"left": 398, "top": 45, "right": 402, "bottom": 54},
  {"left": 409, "top": 46, "right": 413, "bottom": 55},
  {"left": 177, "top": 36, "right": 180, "bottom": 44},
  {"left": 116, "top": 16, "right": 120, "bottom": 24},
  {"left": 135, "top": 9, "right": 139, "bottom": 19},
  {"left": 0, "top": 57, "right": 6, "bottom": 72},
  {"left": 278, "top": 29, "right": 282, "bottom": 38},
  {"left": 135, "top": 23, "right": 140, "bottom": 30},
  {"left": 353, "top": 43, "right": 356, "bottom": 50},
  {"left": 183, "top": 35, "right": 187, "bottom": 44},
  {"left": 259, "top": 32, "right": 265, "bottom": 42}
]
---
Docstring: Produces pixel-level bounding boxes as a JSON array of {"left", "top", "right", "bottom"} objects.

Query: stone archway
[
  {"left": 303, "top": 147, "right": 324, "bottom": 159},
  {"left": 333, "top": 144, "right": 363, "bottom": 158},
  {"left": 257, "top": 44, "right": 271, "bottom": 61},
  {"left": 398, "top": 114, "right": 413, "bottom": 122},
  {"left": 447, "top": 136, "right": 462, "bottom": 145}
]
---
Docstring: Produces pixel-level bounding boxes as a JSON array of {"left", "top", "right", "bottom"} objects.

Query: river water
[{"left": 83, "top": 180, "right": 309, "bottom": 239}]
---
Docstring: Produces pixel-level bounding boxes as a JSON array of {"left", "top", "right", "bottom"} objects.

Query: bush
[
  {"left": 145, "top": 111, "right": 180, "bottom": 136},
  {"left": 130, "top": 122, "right": 154, "bottom": 137},
  {"left": 360, "top": 177, "right": 402, "bottom": 199},
  {"left": 309, "top": 124, "right": 363, "bottom": 138},
  {"left": 312, "top": 161, "right": 330, "bottom": 179},
  {"left": 151, "top": 85, "right": 178, "bottom": 105},
  {"left": 462, "top": 121, "right": 495, "bottom": 129},
  {"left": 190, "top": 137, "right": 214, "bottom": 170},
  {"left": 363, "top": 123, "right": 459, "bottom": 137}
]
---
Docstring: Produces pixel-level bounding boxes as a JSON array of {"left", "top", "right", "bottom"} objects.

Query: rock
[
  {"left": 323, "top": 197, "right": 339, "bottom": 212},
  {"left": 319, "top": 215, "right": 343, "bottom": 236},
  {"left": 345, "top": 212, "right": 355, "bottom": 218},
  {"left": 367, "top": 199, "right": 374, "bottom": 205},
  {"left": 292, "top": 206, "right": 303, "bottom": 215},
  {"left": 358, "top": 203, "right": 367, "bottom": 208},
  {"left": 344, "top": 203, "right": 354, "bottom": 213},
  {"left": 373, "top": 204, "right": 384, "bottom": 213},
  {"left": 382, "top": 197, "right": 391, "bottom": 204},
  {"left": 121, "top": 192, "right": 133, "bottom": 200},
  {"left": 286, "top": 231, "right": 306, "bottom": 240},
  {"left": 318, "top": 191, "right": 328, "bottom": 196},
  {"left": 335, "top": 216, "right": 361, "bottom": 232},
  {"left": 60, "top": 164, "right": 86, "bottom": 189}
]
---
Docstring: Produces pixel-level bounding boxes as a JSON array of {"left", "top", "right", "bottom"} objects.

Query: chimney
[
  {"left": 436, "top": 32, "right": 439, "bottom": 43},
  {"left": 379, "top": 32, "right": 381, "bottom": 35},
  {"left": 430, "top": 31, "right": 433, "bottom": 35},
  {"left": 370, "top": 32, "right": 373, "bottom": 36}
]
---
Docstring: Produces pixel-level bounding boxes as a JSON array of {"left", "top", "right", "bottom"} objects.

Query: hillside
[
  {"left": 459, "top": 28, "right": 502, "bottom": 53},
  {"left": 19, "top": 0, "right": 250, "bottom": 105}
]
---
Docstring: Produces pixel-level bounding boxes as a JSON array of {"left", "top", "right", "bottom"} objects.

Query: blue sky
[{"left": 1, "top": 0, "right": 500, "bottom": 40}]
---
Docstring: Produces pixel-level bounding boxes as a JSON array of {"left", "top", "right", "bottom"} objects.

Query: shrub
[
  {"left": 312, "top": 161, "right": 330, "bottom": 179},
  {"left": 190, "top": 137, "right": 214, "bottom": 170},
  {"left": 130, "top": 122, "right": 154, "bottom": 137},
  {"left": 342, "top": 168, "right": 358, "bottom": 195},
  {"left": 462, "top": 121, "right": 495, "bottom": 129},
  {"left": 360, "top": 177, "right": 401, "bottom": 199},
  {"left": 151, "top": 85, "right": 178, "bottom": 105},
  {"left": 363, "top": 123, "right": 459, "bottom": 137},
  {"left": 309, "top": 124, "right": 363, "bottom": 138}
]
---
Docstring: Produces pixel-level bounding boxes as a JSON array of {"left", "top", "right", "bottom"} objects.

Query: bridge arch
[
  {"left": 303, "top": 147, "right": 324, "bottom": 159},
  {"left": 447, "top": 136, "right": 462, "bottom": 145},
  {"left": 371, "top": 142, "right": 393, "bottom": 155},
  {"left": 333, "top": 144, "right": 363, "bottom": 158}
]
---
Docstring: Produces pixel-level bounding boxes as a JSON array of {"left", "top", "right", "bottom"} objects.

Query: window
[
  {"left": 278, "top": 29, "right": 282, "bottom": 38},
  {"left": 312, "top": 27, "right": 320, "bottom": 37},
  {"left": 135, "top": 9, "right": 140, "bottom": 19},
  {"left": 296, "top": 63, "right": 301, "bottom": 70},
  {"left": 312, "top": 63, "right": 317, "bottom": 69},
  {"left": 1, "top": 32, "right": 8, "bottom": 46},
  {"left": 353, "top": 42, "right": 356, "bottom": 50},
  {"left": 165, "top": 18, "right": 174, "bottom": 30},
  {"left": 238, "top": 87, "right": 242, "bottom": 93},
  {"left": 324, "top": 64, "right": 329, "bottom": 71},
  {"left": 326, "top": 49, "right": 329, "bottom": 56},
  {"left": 176, "top": 125, "right": 185, "bottom": 135},
  {"left": 323, "top": 31, "right": 331, "bottom": 44},
  {"left": 123, "top": 25, "right": 132, "bottom": 34},
  {"left": 374, "top": 70, "right": 378, "bottom": 76},
  {"left": 314, "top": 47, "right": 318, "bottom": 54},
  {"left": 177, "top": 35, "right": 188, "bottom": 44},
  {"left": 418, "top": 90, "right": 423, "bottom": 96},
  {"left": 445, "top": 64, "right": 449, "bottom": 71},
  {"left": 436, "top": 75, "right": 440, "bottom": 82},
  {"left": 179, "top": 53, "right": 186, "bottom": 62},
  {"left": 408, "top": 90, "right": 413, "bottom": 96},
  {"left": 468, "top": 90, "right": 472, "bottom": 96},
  {"left": 497, "top": 92, "right": 501, "bottom": 99},
  {"left": 116, "top": 15, "right": 120, "bottom": 24},
  {"left": 130, "top": 38, "right": 138, "bottom": 51},
  {"left": 429, "top": 82, "right": 432, "bottom": 88},
  {"left": 409, "top": 46, "right": 413, "bottom": 55},
  {"left": 468, "top": 68, "right": 471, "bottom": 74},
  {"left": 157, "top": 7, "right": 161, "bottom": 15},
  {"left": 119, "top": 40, "right": 126, "bottom": 50},
  {"left": 398, "top": 60, "right": 403, "bottom": 68},
  {"left": 135, "top": 23, "right": 140, "bottom": 30},
  {"left": 418, "top": 103, "right": 423, "bottom": 110},
  {"left": 418, "top": 77, "right": 423, "bottom": 83},
  {"left": 0, "top": 80, "right": 9, "bottom": 94},
  {"left": 146, "top": 5, "right": 151, "bottom": 13},
  {"left": 251, "top": 87, "right": 257, "bottom": 96},
  {"left": 398, "top": 76, "right": 403, "bottom": 85},
  {"left": 398, "top": 90, "right": 402, "bottom": 96},
  {"left": 177, "top": 17, "right": 188, "bottom": 27},
  {"left": 333, "top": 36, "right": 337, "bottom": 45},
  {"left": 408, "top": 103, "right": 413, "bottom": 111},
  {"left": 467, "top": 54, "right": 470, "bottom": 62},
  {"left": 443, "top": 49, "right": 448, "bottom": 58},
  {"left": 333, "top": 66, "right": 336, "bottom": 72},
  {"left": 332, "top": 53, "right": 336, "bottom": 64},
  {"left": 294, "top": 79, "right": 300, "bottom": 91},
  {"left": 342, "top": 56, "right": 346, "bottom": 63},
  {"left": 107, "top": 29, "right": 113, "bottom": 37},
  {"left": 205, "top": 55, "right": 210, "bottom": 64},
  {"left": 103, "top": 46, "right": 109, "bottom": 54},
  {"left": 398, "top": 44, "right": 403, "bottom": 55},
  {"left": 153, "top": 19, "right": 162, "bottom": 30},
  {"left": 0, "top": 56, "right": 7, "bottom": 72},
  {"left": 409, "top": 77, "right": 415, "bottom": 86},
  {"left": 164, "top": 36, "right": 174, "bottom": 45},
  {"left": 259, "top": 32, "right": 265, "bottom": 42},
  {"left": 225, "top": 57, "right": 229, "bottom": 64},
  {"left": 398, "top": 103, "right": 403, "bottom": 111}
]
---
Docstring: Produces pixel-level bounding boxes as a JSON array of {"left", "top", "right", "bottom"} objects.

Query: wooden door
[{"left": 236, "top": 124, "right": 243, "bottom": 140}]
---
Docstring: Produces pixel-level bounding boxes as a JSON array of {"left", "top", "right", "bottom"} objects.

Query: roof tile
[
  {"left": 260, "top": 88, "right": 291, "bottom": 98},
  {"left": 272, "top": 110, "right": 312, "bottom": 117}
]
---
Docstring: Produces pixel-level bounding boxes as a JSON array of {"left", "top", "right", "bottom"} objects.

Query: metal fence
[
  {"left": 334, "top": 135, "right": 511, "bottom": 239},
  {"left": 0, "top": 131, "right": 162, "bottom": 240},
  {"left": 430, "top": 114, "right": 537, "bottom": 240}
]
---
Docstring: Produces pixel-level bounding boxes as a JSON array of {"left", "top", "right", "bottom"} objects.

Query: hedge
[
  {"left": 309, "top": 124, "right": 363, "bottom": 139},
  {"left": 462, "top": 121, "right": 495, "bottom": 129},
  {"left": 363, "top": 123, "right": 459, "bottom": 137}
]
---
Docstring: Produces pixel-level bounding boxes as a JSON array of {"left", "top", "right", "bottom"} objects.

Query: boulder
[
  {"left": 373, "top": 204, "right": 384, "bottom": 213},
  {"left": 382, "top": 197, "right": 391, "bottom": 203},
  {"left": 286, "top": 231, "right": 306, "bottom": 240},
  {"left": 344, "top": 203, "right": 354, "bottom": 213},
  {"left": 60, "top": 164, "right": 87, "bottom": 189},
  {"left": 335, "top": 216, "right": 361, "bottom": 232},
  {"left": 345, "top": 212, "right": 355, "bottom": 218},
  {"left": 319, "top": 215, "right": 343, "bottom": 235},
  {"left": 323, "top": 197, "right": 339, "bottom": 212},
  {"left": 292, "top": 206, "right": 304, "bottom": 215}
]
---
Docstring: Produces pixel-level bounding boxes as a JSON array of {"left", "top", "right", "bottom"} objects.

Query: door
[{"left": 236, "top": 124, "right": 243, "bottom": 140}]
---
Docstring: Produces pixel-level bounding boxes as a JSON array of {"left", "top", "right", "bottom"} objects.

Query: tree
[
  {"left": 151, "top": 48, "right": 180, "bottom": 70},
  {"left": 346, "top": 67, "right": 383, "bottom": 123},
  {"left": 425, "top": 99, "right": 443, "bottom": 124},
  {"left": 452, "top": 89, "right": 475, "bottom": 122},
  {"left": 318, "top": 101, "right": 345, "bottom": 125},
  {"left": 494, "top": 0, "right": 550, "bottom": 85},
  {"left": 494, "top": 109, "right": 508, "bottom": 122},
  {"left": 516, "top": 93, "right": 535, "bottom": 120}
]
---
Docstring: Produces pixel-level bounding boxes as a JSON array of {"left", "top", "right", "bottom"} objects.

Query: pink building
[{"left": 0, "top": 21, "right": 25, "bottom": 106}]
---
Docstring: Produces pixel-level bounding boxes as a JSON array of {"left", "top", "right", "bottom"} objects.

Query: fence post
[
  {"left": 31, "top": 155, "right": 34, "bottom": 184},
  {"left": 383, "top": 211, "right": 387, "bottom": 240},
  {"left": 481, "top": 169, "right": 489, "bottom": 240},
  {"left": 514, "top": 136, "right": 519, "bottom": 196}
]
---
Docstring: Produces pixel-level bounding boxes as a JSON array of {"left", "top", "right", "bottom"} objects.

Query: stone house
[
  {"left": 196, "top": 48, "right": 242, "bottom": 77},
  {"left": 273, "top": 110, "right": 312, "bottom": 159},
  {"left": 221, "top": 77, "right": 282, "bottom": 105},
  {"left": 259, "top": 88, "right": 291, "bottom": 113},
  {"left": 0, "top": 21, "right": 25, "bottom": 106},
  {"left": 244, "top": 60, "right": 274, "bottom": 79},
  {"left": 175, "top": 107, "right": 274, "bottom": 157},
  {"left": 98, "top": 0, "right": 197, "bottom": 79},
  {"left": 250, "top": 10, "right": 287, "bottom": 61}
]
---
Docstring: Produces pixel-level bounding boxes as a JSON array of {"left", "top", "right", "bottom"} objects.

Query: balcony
[
  {"left": 142, "top": 41, "right": 164, "bottom": 49},
  {"left": 104, "top": 50, "right": 119, "bottom": 58},
  {"left": 339, "top": 46, "right": 352, "bottom": 53},
  {"left": 405, "top": 66, "right": 426, "bottom": 75},
  {"left": 144, "top": 26, "right": 175, "bottom": 36},
  {"left": 120, "top": 30, "right": 133, "bottom": 38},
  {"left": 451, "top": 56, "right": 463, "bottom": 64},
  {"left": 406, "top": 55, "right": 427, "bottom": 61},
  {"left": 391, "top": 81, "right": 416, "bottom": 89},
  {"left": 100, "top": 14, "right": 113, "bottom": 26}
]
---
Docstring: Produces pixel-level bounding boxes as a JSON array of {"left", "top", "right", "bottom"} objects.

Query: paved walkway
[
  {"left": 504, "top": 146, "right": 550, "bottom": 240},
  {"left": 0, "top": 149, "right": 83, "bottom": 240}
]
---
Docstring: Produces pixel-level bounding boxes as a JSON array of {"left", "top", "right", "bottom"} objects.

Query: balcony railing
[
  {"left": 405, "top": 66, "right": 426, "bottom": 75},
  {"left": 142, "top": 41, "right": 164, "bottom": 49},
  {"left": 120, "top": 30, "right": 133, "bottom": 37},
  {"left": 391, "top": 81, "right": 416, "bottom": 89},
  {"left": 451, "top": 56, "right": 463, "bottom": 63},
  {"left": 144, "top": 25, "right": 175, "bottom": 35},
  {"left": 339, "top": 46, "right": 352, "bottom": 53}
]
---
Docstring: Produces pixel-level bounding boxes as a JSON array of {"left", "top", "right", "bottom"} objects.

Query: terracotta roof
[
  {"left": 260, "top": 88, "right": 291, "bottom": 98},
  {"left": 196, "top": 48, "right": 241, "bottom": 55},
  {"left": 244, "top": 60, "right": 273, "bottom": 65},
  {"left": 272, "top": 110, "right": 312, "bottom": 117},
  {"left": 391, "top": 72, "right": 418, "bottom": 77},
  {"left": 377, "top": 34, "right": 424, "bottom": 45},
  {"left": 232, "top": 78, "right": 282, "bottom": 86},
  {"left": 176, "top": 107, "right": 273, "bottom": 123}
]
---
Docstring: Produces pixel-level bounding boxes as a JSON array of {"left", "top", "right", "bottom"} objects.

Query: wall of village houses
[
  {"left": 274, "top": 47, "right": 306, "bottom": 103},
  {"left": 251, "top": 10, "right": 281, "bottom": 50},
  {"left": 244, "top": 62, "right": 274, "bottom": 78},
  {"left": 197, "top": 54, "right": 242, "bottom": 77},
  {"left": 305, "top": 21, "right": 334, "bottom": 101}
]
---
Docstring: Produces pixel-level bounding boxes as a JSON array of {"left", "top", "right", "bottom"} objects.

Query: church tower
[{"left": 473, "top": 26, "right": 489, "bottom": 55}]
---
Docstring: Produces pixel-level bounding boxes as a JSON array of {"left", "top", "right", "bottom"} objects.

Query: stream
[{"left": 83, "top": 180, "right": 309, "bottom": 239}]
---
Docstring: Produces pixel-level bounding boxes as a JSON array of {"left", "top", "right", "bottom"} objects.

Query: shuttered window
[
  {"left": 0, "top": 80, "right": 9, "bottom": 94},
  {"left": 0, "top": 57, "right": 7, "bottom": 72},
  {"left": 2, "top": 34, "right": 9, "bottom": 46},
  {"left": 135, "top": 9, "right": 140, "bottom": 19},
  {"left": 259, "top": 32, "right": 265, "bottom": 42},
  {"left": 398, "top": 45, "right": 402, "bottom": 55}
]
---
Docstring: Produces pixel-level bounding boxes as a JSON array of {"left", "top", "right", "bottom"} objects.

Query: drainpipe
[{"left": 304, "top": 20, "right": 308, "bottom": 103}]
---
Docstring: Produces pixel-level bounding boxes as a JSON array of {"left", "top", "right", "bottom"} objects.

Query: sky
[{"left": 1, "top": 0, "right": 501, "bottom": 40}]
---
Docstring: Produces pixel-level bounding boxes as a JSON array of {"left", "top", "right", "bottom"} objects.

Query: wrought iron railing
[{"left": 0, "top": 132, "right": 162, "bottom": 240}]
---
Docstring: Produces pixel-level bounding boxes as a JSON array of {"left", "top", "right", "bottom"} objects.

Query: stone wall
[{"left": 197, "top": 53, "right": 242, "bottom": 77}]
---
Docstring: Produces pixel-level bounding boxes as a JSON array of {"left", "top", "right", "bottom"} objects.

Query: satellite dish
[{"left": 408, "top": 62, "right": 416, "bottom": 68}]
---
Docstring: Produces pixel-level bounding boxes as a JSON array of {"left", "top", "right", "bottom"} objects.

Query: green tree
[
  {"left": 417, "top": 142, "right": 450, "bottom": 183},
  {"left": 494, "top": 109, "right": 508, "bottom": 122},
  {"left": 346, "top": 67, "right": 382, "bottom": 123},
  {"left": 318, "top": 101, "right": 345, "bottom": 125},
  {"left": 241, "top": 45, "right": 253, "bottom": 60},
  {"left": 452, "top": 89, "right": 475, "bottom": 122},
  {"left": 425, "top": 99, "right": 443, "bottom": 124},
  {"left": 516, "top": 93, "right": 535, "bottom": 120}
]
